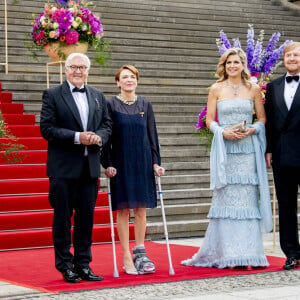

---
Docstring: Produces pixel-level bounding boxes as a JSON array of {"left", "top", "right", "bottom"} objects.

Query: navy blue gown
[{"left": 101, "top": 96, "right": 161, "bottom": 211}]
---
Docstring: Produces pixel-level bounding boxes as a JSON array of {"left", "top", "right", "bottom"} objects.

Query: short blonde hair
[
  {"left": 115, "top": 65, "right": 139, "bottom": 82},
  {"left": 216, "top": 48, "right": 252, "bottom": 88},
  {"left": 283, "top": 41, "right": 300, "bottom": 56}
]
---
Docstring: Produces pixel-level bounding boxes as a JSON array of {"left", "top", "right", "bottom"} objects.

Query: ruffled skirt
[{"left": 181, "top": 138, "right": 269, "bottom": 268}]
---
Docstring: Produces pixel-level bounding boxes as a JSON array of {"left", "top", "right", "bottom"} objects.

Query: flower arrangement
[
  {"left": 0, "top": 112, "right": 26, "bottom": 163},
  {"left": 195, "top": 24, "right": 292, "bottom": 147},
  {"left": 216, "top": 24, "right": 292, "bottom": 82},
  {"left": 28, "top": 0, "right": 111, "bottom": 65},
  {"left": 195, "top": 106, "right": 217, "bottom": 149}
]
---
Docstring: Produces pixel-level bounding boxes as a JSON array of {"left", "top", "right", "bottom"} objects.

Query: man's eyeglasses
[{"left": 68, "top": 65, "right": 88, "bottom": 71}]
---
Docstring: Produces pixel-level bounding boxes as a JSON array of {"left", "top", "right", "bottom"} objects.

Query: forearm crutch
[
  {"left": 156, "top": 176, "right": 175, "bottom": 275},
  {"left": 107, "top": 178, "right": 119, "bottom": 277}
]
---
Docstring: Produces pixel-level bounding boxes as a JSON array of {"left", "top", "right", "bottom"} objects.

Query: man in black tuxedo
[
  {"left": 265, "top": 42, "right": 300, "bottom": 270},
  {"left": 40, "top": 53, "right": 112, "bottom": 282}
]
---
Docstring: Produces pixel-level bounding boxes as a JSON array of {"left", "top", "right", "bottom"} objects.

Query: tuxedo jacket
[
  {"left": 265, "top": 74, "right": 300, "bottom": 167},
  {"left": 40, "top": 80, "right": 112, "bottom": 179}
]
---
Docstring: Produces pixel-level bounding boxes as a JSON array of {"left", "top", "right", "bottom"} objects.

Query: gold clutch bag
[{"left": 225, "top": 120, "right": 247, "bottom": 132}]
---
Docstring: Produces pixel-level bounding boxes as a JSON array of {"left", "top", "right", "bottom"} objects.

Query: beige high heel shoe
[{"left": 123, "top": 266, "right": 138, "bottom": 275}]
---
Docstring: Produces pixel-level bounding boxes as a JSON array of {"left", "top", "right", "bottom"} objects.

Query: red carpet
[
  {"left": 0, "top": 241, "right": 286, "bottom": 293},
  {"left": 0, "top": 82, "right": 132, "bottom": 251}
]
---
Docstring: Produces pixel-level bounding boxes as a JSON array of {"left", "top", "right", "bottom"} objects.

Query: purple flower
[
  {"left": 195, "top": 106, "right": 207, "bottom": 129},
  {"left": 233, "top": 38, "right": 241, "bottom": 49},
  {"left": 219, "top": 30, "right": 231, "bottom": 49},
  {"left": 217, "top": 44, "right": 228, "bottom": 56},
  {"left": 246, "top": 24, "right": 255, "bottom": 68},
  {"left": 88, "top": 14, "right": 103, "bottom": 35},
  {"left": 262, "top": 40, "right": 292, "bottom": 75},
  {"left": 55, "top": 0, "right": 69, "bottom": 5},
  {"left": 56, "top": 10, "right": 74, "bottom": 34},
  {"left": 265, "top": 32, "right": 280, "bottom": 54},
  {"left": 79, "top": 7, "right": 91, "bottom": 22},
  {"left": 250, "top": 40, "right": 263, "bottom": 73}
]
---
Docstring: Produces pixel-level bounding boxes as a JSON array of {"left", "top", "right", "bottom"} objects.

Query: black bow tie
[
  {"left": 72, "top": 86, "right": 86, "bottom": 93},
  {"left": 286, "top": 75, "right": 299, "bottom": 83}
]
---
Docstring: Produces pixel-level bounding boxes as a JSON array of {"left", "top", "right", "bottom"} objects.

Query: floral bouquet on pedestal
[{"left": 28, "top": 0, "right": 111, "bottom": 65}]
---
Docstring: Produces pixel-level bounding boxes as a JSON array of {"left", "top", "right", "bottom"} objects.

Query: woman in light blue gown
[{"left": 182, "top": 48, "right": 272, "bottom": 269}]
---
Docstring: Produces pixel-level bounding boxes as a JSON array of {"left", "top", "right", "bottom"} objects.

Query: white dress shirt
[
  {"left": 67, "top": 81, "right": 89, "bottom": 156},
  {"left": 284, "top": 73, "right": 300, "bottom": 110}
]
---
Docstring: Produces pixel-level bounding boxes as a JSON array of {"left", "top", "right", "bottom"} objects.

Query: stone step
[
  {"left": 162, "top": 161, "right": 210, "bottom": 175},
  {"left": 147, "top": 203, "right": 210, "bottom": 222},
  {"left": 33, "top": 114, "right": 199, "bottom": 126},
  {"left": 0, "top": 62, "right": 214, "bottom": 79},
  {"left": 100, "top": 174, "right": 211, "bottom": 191},
  {"left": 146, "top": 219, "right": 208, "bottom": 239},
  {"left": 159, "top": 137, "right": 201, "bottom": 147},
  {"left": 161, "top": 149, "right": 207, "bottom": 162}
]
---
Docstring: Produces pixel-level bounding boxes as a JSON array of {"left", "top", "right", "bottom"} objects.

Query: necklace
[
  {"left": 226, "top": 80, "right": 244, "bottom": 96},
  {"left": 117, "top": 94, "right": 137, "bottom": 105}
]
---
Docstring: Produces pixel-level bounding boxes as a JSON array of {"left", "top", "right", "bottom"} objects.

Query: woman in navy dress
[{"left": 101, "top": 65, "right": 165, "bottom": 275}]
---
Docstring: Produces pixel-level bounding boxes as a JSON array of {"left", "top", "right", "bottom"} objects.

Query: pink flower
[
  {"left": 35, "top": 31, "right": 47, "bottom": 45},
  {"left": 65, "top": 30, "right": 79, "bottom": 44}
]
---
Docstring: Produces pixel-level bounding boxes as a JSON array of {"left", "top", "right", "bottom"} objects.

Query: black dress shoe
[
  {"left": 283, "top": 257, "right": 298, "bottom": 270},
  {"left": 74, "top": 267, "right": 104, "bottom": 281},
  {"left": 62, "top": 269, "right": 81, "bottom": 283}
]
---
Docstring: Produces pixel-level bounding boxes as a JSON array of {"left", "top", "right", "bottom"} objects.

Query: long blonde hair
[{"left": 216, "top": 48, "right": 252, "bottom": 89}]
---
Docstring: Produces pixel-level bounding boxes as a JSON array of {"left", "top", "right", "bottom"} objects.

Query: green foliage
[
  {"left": 93, "top": 38, "right": 112, "bottom": 68},
  {"left": 0, "top": 112, "right": 26, "bottom": 163},
  {"left": 194, "top": 127, "right": 213, "bottom": 150}
]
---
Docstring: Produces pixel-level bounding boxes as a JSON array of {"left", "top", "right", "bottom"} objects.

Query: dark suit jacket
[
  {"left": 40, "top": 80, "right": 112, "bottom": 179},
  {"left": 265, "top": 74, "right": 300, "bottom": 167}
]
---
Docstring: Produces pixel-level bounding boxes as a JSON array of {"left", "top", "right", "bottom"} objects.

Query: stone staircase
[{"left": 1, "top": 0, "right": 300, "bottom": 240}]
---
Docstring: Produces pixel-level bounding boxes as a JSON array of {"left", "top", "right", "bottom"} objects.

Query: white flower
[
  {"left": 72, "top": 21, "right": 79, "bottom": 29},
  {"left": 40, "top": 16, "right": 46, "bottom": 24},
  {"left": 75, "top": 17, "right": 82, "bottom": 23},
  {"left": 250, "top": 76, "right": 258, "bottom": 84},
  {"left": 52, "top": 22, "right": 59, "bottom": 30}
]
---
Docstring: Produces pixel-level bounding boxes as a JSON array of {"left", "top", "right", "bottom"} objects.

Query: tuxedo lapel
[
  {"left": 61, "top": 81, "right": 84, "bottom": 130},
  {"left": 86, "top": 86, "right": 96, "bottom": 130},
  {"left": 274, "top": 75, "right": 289, "bottom": 119},
  {"left": 287, "top": 83, "right": 300, "bottom": 118}
]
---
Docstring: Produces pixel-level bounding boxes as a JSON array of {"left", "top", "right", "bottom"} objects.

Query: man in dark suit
[
  {"left": 40, "top": 53, "right": 112, "bottom": 282},
  {"left": 265, "top": 41, "right": 300, "bottom": 270}
]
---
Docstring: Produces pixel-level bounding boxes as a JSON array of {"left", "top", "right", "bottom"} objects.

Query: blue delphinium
[
  {"left": 216, "top": 24, "right": 292, "bottom": 79},
  {"left": 233, "top": 38, "right": 241, "bottom": 49},
  {"left": 261, "top": 40, "right": 292, "bottom": 75},
  {"left": 55, "top": 0, "right": 69, "bottom": 5},
  {"left": 246, "top": 24, "right": 255, "bottom": 69}
]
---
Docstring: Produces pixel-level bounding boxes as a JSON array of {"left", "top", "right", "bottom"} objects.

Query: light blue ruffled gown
[{"left": 182, "top": 98, "right": 269, "bottom": 268}]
